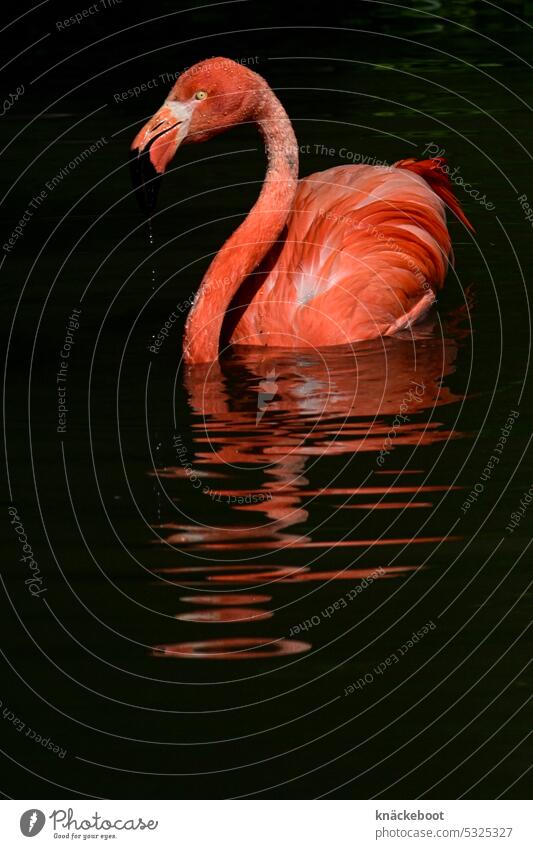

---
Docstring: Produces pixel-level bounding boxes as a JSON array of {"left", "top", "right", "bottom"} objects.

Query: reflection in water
[
  {"left": 151, "top": 316, "right": 467, "bottom": 658},
  {"left": 175, "top": 608, "right": 273, "bottom": 622},
  {"left": 179, "top": 594, "right": 272, "bottom": 605},
  {"left": 152, "top": 638, "right": 312, "bottom": 659},
  {"left": 206, "top": 566, "right": 419, "bottom": 584}
]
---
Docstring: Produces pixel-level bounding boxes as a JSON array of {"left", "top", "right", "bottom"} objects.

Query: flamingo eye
[{"left": 195, "top": 90, "right": 208, "bottom": 101}]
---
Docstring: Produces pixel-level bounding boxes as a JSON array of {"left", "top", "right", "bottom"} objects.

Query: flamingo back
[{"left": 226, "top": 162, "right": 469, "bottom": 349}]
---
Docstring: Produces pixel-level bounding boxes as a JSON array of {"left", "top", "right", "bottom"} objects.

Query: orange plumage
[{"left": 130, "top": 58, "right": 473, "bottom": 364}]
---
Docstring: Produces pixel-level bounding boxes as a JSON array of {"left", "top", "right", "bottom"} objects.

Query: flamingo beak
[{"left": 130, "top": 101, "right": 193, "bottom": 216}]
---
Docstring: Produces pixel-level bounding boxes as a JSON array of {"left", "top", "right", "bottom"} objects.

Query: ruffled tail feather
[{"left": 394, "top": 157, "right": 475, "bottom": 233}]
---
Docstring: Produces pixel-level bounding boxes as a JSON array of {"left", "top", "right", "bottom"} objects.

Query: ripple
[
  {"left": 206, "top": 568, "right": 314, "bottom": 583},
  {"left": 342, "top": 501, "right": 433, "bottom": 509},
  {"left": 156, "top": 565, "right": 301, "bottom": 575},
  {"left": 179, "top": 594, "right": 272, "bottom": 605},
  {"left": 152, "top": 637, "right": 311, "bottom": 660},
  {"left": 175, "top": 607, "right": 273, "bottom": 622},
  {"left": 206, "top": 565, "right": 417, "bottom": 583},
  {"left": 197, "top": 534, "right": 460, "bottom": 551}
]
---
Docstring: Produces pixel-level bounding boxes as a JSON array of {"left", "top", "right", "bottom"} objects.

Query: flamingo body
[
  {"left": 130, "top": 58, "right": 473, "bottom": 363},
  {"left": 225, "top": 162, "right": 451, "bottom": 350}
]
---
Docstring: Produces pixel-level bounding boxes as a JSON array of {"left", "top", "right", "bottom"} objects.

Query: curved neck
[{"left": 183, "top": 86, "right": 299, "bottom": 364}]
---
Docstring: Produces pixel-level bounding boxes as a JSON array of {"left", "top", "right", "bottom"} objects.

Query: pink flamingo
[{"left": 131, "top": 57, "right": 473, "bottom": 365}]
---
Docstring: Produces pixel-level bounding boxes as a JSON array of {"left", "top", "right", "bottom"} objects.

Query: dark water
[{"left": 2, "top": 1, "right": 532, "bottom": 798}]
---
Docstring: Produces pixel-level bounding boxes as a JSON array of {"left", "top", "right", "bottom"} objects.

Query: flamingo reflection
[
  {"left": 157, "top": 319, "right": 465, "bottom": 547},
  {"left": 151, "top": 317, "right": 467, "bottom": 658}
]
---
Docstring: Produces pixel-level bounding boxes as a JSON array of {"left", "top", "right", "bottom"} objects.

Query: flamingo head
[{"left": 130, "top": 57, "right": 264, "bottom": 215}]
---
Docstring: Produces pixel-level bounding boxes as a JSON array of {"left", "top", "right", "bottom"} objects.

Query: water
[{"left": 2, "top": 0, "right": 532, "bottom": 799}]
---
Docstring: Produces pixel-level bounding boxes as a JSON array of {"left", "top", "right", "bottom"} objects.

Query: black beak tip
[{"left": 129, "top": 147, "right": 162, "bottom": 217}]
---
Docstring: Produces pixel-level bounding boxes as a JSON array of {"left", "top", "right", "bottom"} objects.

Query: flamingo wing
[{"left": 227, "top": 162, "right": 469, "bottom": 349}]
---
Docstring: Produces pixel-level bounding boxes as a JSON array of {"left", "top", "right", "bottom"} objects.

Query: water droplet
[{"left": 147, "top": 218, "right": 157, "bottom": 291}]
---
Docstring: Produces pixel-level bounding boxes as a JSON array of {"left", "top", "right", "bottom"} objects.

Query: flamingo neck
[{"left": 183, "top": 86, "right": 299, "bottom": 364}]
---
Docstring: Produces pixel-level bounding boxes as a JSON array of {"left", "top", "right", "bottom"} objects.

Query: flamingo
[{"left": 130, "top": 57, "right": 473, "bottom": 365}]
